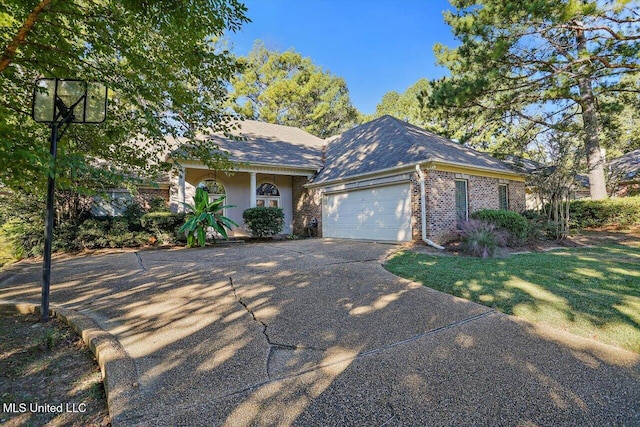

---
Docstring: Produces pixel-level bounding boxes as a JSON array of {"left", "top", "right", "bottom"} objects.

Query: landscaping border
[{"left": 0, "top": 301, "right": 137, "bottom": 427}]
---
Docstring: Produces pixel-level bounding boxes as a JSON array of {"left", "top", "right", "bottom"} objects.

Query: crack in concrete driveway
[{"left": 0, "top": 239, "right": 638, "bottom": 427}]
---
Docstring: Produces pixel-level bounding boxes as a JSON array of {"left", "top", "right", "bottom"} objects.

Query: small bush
[
  {"left": 458, "top": 220, "right": 507, "bottom": 258},
  {"left": 242, "top": 207, "right": 285, "bottom": 237},
  {"left": 570, "top": 196, "right": 640, "bottom": 229},
  {"left": 53, "top": 222, "right": 80, "bottom": 252},
  {"left": 122, "top": 202, "right": 145, "bottom": 231},
  {"left": 76, "top": 219, "right": 110, "bottom": 249},
  {"left": 470, "top": 209, "right": 528, "bottom": 245},
  {"left": 141, "top": 212, "right": 185, "bottom": 232},
  {"left": 0, "top": 218, "right": 44, "bottom": 259},
  {"left": 148, "top": 197, "right": 170, "bottom": 212},
  {"left": 141, "top": 212, "right": 185, "bottom": 244}
]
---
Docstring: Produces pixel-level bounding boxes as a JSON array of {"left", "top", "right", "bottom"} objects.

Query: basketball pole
[
  {"left": 41, "top": 108, "right": 73, "bottom": 322},
  {"left": 32, "top": 78, "right": 107, "bottom": 322}
]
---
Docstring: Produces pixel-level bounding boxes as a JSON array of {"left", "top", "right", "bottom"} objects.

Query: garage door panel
[{"left": 322, "top": 183, "right": 411, "bottom": 242}]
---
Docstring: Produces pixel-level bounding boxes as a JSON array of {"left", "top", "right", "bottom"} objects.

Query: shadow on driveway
[{"left": 1, "top": 239, "right": 638, "bottom": 426}]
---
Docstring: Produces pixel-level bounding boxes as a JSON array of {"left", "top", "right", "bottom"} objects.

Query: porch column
[
  {"left": 249, "top": 172, "right": 257, "bottom": 208},
  {"left": 177, "top": 166, "right": 186, "bottom": 213}
]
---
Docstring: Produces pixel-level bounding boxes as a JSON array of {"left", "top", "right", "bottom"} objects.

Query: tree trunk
[{"left": 576, "top": 24, "right": 608, "bottom": 200}]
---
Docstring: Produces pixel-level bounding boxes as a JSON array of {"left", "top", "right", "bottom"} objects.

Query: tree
[
  {"left": 430, "top": 0, "right": 640, "bottom": 200},
  {"left": 0, "top": 0, "right": 248, "bottom": 194},
  {"left": 373, "top": 79, "right": 430, "bottom": 126},
  {"left": 228, "top": 41, "right": 359, "bottom": 138},
  {"left": 372, "top": 78, "right": 473, "bottom": 142}
]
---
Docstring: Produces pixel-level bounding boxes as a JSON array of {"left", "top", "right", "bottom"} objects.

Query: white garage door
[{"left": 322, "top": 183, "right": 412, "bottom": 242}]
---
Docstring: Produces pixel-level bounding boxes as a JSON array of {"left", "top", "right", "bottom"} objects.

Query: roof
[
  {"left": 313, "top": 115, "right": 517, "bottom": 184},
  {"left": 176, "top": 120, "right": 325, "bottom": 170},
  {"left": 609, "top": 149, "right": 640, "bottom": 182},
  {"left": 497, "top": 155, "right": 542, "bottom": 174}
]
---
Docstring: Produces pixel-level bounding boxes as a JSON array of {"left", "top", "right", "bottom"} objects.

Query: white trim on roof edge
[
  {"left": 173, "top": 160, "right": 317, "bottom": 177},
  {"left": 307, "top": 159, "right": 525, "bottom": 189}
]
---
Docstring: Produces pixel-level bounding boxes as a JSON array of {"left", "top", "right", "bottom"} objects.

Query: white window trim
[
  {"left": 455, "top": 179, "right": 469, "bottom": 223},
  {"left": 499, "top": 184, "right": 509, "bottom": 210},
  {"left": 256, "top": 181, "right": 281, "bottom": 208},
  {"left": 197, "top": 179, "right": 228, "bottom": 216}
]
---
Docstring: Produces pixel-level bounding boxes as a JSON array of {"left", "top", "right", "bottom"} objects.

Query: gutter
[{"left": 416, "top": 165, "right": 444, "bottom": 250}]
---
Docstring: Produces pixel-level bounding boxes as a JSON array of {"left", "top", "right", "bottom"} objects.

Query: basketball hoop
[
  {"left": 31, "top": 78, "right": 108, "bottom": 322},
  {"left": 32, "top": 78, "right": 107, "bottom": 124}
]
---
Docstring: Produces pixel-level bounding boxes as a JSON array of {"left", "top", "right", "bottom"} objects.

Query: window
[
  {"left": 198, "top": 179, "right": 226, "bottom": 201},
  {"left": 92, "top": 190, "right": 132, "bottom": 217},
  {"left": 498, "top": 184, "right": 509, "bottom": 210},
  {"left": 197, "top": 179, "right": 227, "bottom": 214},
  {"left": 455, "top": 180, "right": 468, "bottom": 224},
  {"left": 257, "top": 182, "right": 280, "bottom": 208}
]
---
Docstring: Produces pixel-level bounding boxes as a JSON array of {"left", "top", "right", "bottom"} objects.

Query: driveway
[{"left": 1, "top": 239, "right": 638, "bottom": 426}]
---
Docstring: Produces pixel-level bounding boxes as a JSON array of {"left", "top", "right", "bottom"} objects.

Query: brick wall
[
  {"left": 135, "top": 187, "right": 170, "bottom": 210},
  {"left": 415, "top": 169, "right": 526, "bottom": 244},
  {"left": 508, "top": 181, "right": 526, "bottom": 212},
  {"left": 292, "top": 176, "right": 323, "bottom": 237}
]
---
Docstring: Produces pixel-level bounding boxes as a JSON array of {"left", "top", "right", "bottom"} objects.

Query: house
[
  {"left": 609, "top": 149, "right": 640, "bottom": 197},
  {"left": 499, "top": 155, "right": 590, "bottom": 209},
  {"left": 167, "top": 115, "right": 526, "bottom": 244}
]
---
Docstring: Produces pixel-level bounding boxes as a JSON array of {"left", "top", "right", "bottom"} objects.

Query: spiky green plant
[{"left": 179, "top": 187, "right": 238, "bottom": 248}]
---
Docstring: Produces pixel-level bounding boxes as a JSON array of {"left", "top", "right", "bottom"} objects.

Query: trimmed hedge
[
  {"left": 570, "top": 196, "right": 640, "bottom": 229},
  {"left": 470, "top": 209, "right": 528, "bottom": 244},
  {"left": 242, "top": 207, "right": 284, "bottom": 237}
]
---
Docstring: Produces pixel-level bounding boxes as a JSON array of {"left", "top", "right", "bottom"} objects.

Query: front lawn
[{"left": 385, "top": 244, "right": 640, "bottom": 353}]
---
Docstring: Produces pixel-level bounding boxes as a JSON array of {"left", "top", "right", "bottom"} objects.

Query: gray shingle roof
[
  {"left": 313, "top": 115, "right": 517, "bottom": 184},
  {"left": 609, "top": 149, "right": 640, "bottom": 182},
  {"left": 201, "top": 120, "right": 325, "bottom": 169}
]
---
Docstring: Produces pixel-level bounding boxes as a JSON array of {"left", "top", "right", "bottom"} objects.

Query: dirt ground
[{"left": 0, "top": 312, "right": 110, "bottom": 427}]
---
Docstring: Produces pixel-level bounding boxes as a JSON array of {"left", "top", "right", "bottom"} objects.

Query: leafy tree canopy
[
  {"left": 372, "top": 78, "right": 480, "bottom": 143},
  {"left": 429, "top": 0, "right": 640, "bottom": 199},
  {"left": 0, "top": 0, "right": 249, "bottom": 195},
  {"left": 228, "top": 41, "right": 360, "bottom": 138}
]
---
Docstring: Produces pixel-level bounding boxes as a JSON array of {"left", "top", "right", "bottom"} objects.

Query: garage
[{"left": 322, "top": 183, "right": 412, "bottom": 242}]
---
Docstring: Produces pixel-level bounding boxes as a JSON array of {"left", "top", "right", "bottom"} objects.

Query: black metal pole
[{"left": 41, "top": 121, "right": 58, "bottom": 322}]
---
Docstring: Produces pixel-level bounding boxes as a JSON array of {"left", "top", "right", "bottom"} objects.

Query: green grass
[{"left": 385, "top": 244, "right": 640, "bottom": 353}]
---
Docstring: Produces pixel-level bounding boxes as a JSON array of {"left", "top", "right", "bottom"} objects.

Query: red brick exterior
[
  {"left": 411, "top": 170, "right": 526, "bottom": 244},
  {"left": 135, "top": 187, "right": 170, "bottom": 210},
  {"left": 292, "top": 170, "right": 526, "bottom": 243},
  {"left": 292, "top": 176, "right": 323, "bottom": 237}
]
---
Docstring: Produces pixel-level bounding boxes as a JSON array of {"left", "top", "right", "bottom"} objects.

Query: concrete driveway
[{"left": 1, "top": 239, "right": 638, "bottom": 426}]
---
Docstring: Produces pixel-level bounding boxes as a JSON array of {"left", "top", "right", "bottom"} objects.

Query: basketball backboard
[{"left": 32, "top": 78, "right": 107, "bottom": 124}]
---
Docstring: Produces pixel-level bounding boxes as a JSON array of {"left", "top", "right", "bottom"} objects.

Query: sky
[{"left": 224, "top": 0, "right": 459, "bottom": 115}]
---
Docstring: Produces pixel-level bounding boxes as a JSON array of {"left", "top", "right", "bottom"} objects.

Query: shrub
[
  {"left": 148, "top": 197, "right": 170, "bottom": 212},
  {"left": 570, "top": 196, "right": 640, "bottom": 229},
  {"left": 141, "top": 212, "right": 185, "bottom": 232},
  {"left": 0, "top": 217, "right": 44, "bottom": 259},
  {"left": 242, "top": 207, "right": 285, "bottom": 238},
  {"left": 76, "top": 218, "right": 110, "bottom": 249},
  {"left": 470, "top": 209, "right": 528, "bottom": 245},
  {"left": 53, "top": 222, "right": 80, "bottom": 252},
  {"left": 141, "top": 211, "right": 185, "bottom": 244},
  {"left": 458, "top": 220, "right": 507, "bottom": 258},
  {"left": 122, "top": 202, "right": 145, "bottom": 231}
]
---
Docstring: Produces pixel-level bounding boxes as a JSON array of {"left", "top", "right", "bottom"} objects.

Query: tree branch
[{"left": 0, "top": 0, "right": 54, "bottom": 73}]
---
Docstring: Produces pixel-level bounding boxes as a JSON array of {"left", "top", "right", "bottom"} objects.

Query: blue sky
[{"left": 225, "top": 0, "right": 458, "bottom": 115}]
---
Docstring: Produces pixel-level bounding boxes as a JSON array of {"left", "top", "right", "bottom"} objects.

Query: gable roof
[
  {"left": 313, "top": 115, "right": 518, "bottom": 184},
  {"left": 173, "top": 120, "right": 325, "bottom": 170},
  {"left": 205, "top": 120, "right": 325, "bottom": 169},
  {"left": 609, "top": 149, "right": 640, "bottom": 182}
]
